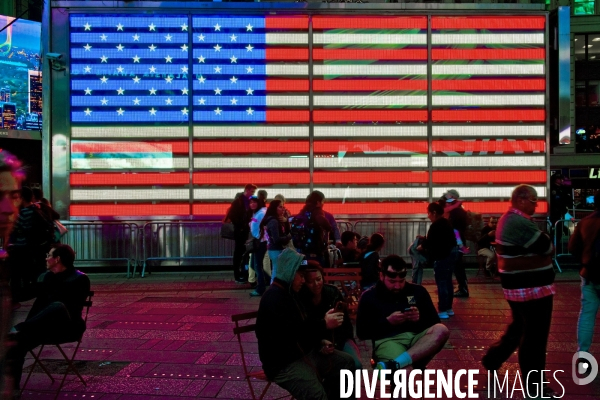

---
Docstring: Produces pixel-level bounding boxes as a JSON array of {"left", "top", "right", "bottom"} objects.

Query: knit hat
[{"left": 276, "top": 248, "right": 306, "bottom": 285}]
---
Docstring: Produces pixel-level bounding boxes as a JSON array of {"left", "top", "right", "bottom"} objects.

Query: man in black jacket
[
  {"left": 256, "top": 248, "right": 354, "bottom": 400},
  {"left": 225, "top": 184, "right": 256, "bottom": 283},
  {"left": 356, "top": 255, "right": 449, "bottom": 371},
  {"left": 7, "top": 243, "right": 91, "bottom": 392},
  {"left": 442, "top": 189, "right": 470, "bottom": 297}
]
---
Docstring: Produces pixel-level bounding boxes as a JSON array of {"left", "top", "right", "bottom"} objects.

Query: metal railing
[
  {"left": 59, "top": 221, "right": 139, "bottom": 277},
  {"left": 552, "top": 218, "right": 579, "bottom": 272},
  {"left": 139, "top": 221, "right": 234, "bottom": 277}
]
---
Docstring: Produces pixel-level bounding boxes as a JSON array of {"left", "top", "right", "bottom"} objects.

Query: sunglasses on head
[{"left": 384, "top": 270, "right": 407, "bottom": 279}]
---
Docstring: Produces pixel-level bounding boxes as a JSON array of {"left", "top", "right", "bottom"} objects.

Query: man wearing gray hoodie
[{"left": 256, "top": 248, "right": 355, "bottom": 400}]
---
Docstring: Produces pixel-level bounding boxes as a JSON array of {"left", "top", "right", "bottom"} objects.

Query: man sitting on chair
[
  {"left": 356, "top": 255, "right": 449, "bottom": 371},
  {"left": 7, "top": 243, "right": 90, "bottom": 392}
]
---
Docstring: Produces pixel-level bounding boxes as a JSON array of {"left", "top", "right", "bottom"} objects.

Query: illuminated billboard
[
  {"left": 68, "top": 14, "right": 547, "bottom": 219},
  {"left": 0, "top": 14, "right": 42, "bottom": 130}
]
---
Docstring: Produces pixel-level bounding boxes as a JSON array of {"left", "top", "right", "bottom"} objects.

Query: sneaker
[
  {"left": 375, "top": 360, "right": 400, "bottom": 371},
  {"left": 438, "top": 311, "right": 449, "bottom": 319},
  {"left": 446, "top": 309, "right": 455, "bottom": 316},
  {"left": 454, "top": 290, "right": 469, "bottom": 298},
  {"left": 235, "top": 278, "right": 248, "bottom": 284},
  {"left": 249, "top": 290, "right": 263, "bottom": 297},
  {"left": 249, "top": 281, "right": 257, "bottom": 289}
]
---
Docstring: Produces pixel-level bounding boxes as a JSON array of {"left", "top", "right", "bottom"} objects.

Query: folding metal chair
[
  {"left": 231, "top": 311, "right": 292, "bottom": 400},
  {"left": 21, "top": 290, "right": 94, "bottom": 400}
]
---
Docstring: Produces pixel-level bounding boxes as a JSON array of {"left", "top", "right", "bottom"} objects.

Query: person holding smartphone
[
  {"left": 299, "top": 262, "right": 362, "bottom": 369},
  {"left": 356, "top": 255, "right": 449, "bottom": 372}
]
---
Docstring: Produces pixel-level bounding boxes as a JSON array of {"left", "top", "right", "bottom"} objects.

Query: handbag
[
  {"left": 53, "top": 220, "right": 68, "bottom": 242},
  {"left": 245, "top": 238, "right": 256, "bottom": 253},
  {"left": 220, "top": 222, "right": 235, "bottom": 240}
]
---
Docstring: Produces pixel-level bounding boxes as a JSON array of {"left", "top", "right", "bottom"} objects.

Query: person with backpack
[
  {"left": 359, "top": 233, "right": 385, "bottom": 290},
  {"left": 261, "top": 200, "right": 292, "bottom": 283},
  {"left": 569, "top": 191, "right": 600, "bottom": 353},
  {"left": 291, "top": 191, "right": 332, "bottom": 267}
]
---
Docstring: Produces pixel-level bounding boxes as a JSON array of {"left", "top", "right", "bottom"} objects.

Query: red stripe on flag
[
  {"left": 432, "top": 49, "right": 545, "bottom": 60},
  {"left": 313, "top": 171, "right": 429, "bottom": 184},
  {"left": 265, "top": 48, "right": 308, "bottom": 61},
  {"left": 71, "top": 141, "right": 189, "bottom": 154},
  {"left": 463, "top": 201, "right": 548, "bottom": 214},
  {"left": 194, "top": 172, "right": 310, "bottom": 185},
  {"left": 432, "top": 140, "right": 546, "bottom": 153},
  {"left": 70, "top": 172, "right": 189, "bottom": 186},
  {"left": 432, "top": 109, "right": 545, "bottom": 122},
  {"left": 70, "top": 204, "right": 190, "bottom": 216},
  {"left": 193, "top": 141, "right": 309, "bottom": 154},
  {"left": 314, "top": 80, "right": 428, "bottom": 91},
  {"left": 266, "top": 79, "right": 309, "bottom": 92},
  {"left": 314, "top": 141, "right": 428, "bottom": 154},
  {"left": 314, "top": 110, "right": 428, "bottom": 123},
  {"left": 266, "top": 110, "right": 310, "bottom": 122},
  {"left": 265, "top": 16, "right": 309, "bottom": 30},
  {"left": 431, "top": 16, "right": 545, "bottom": 30},
  {"left": 433, "top": 171, "right": 547, "bottom": 184},
  {"left": 313, "top": 16, "right": 427, "bottom": 30},
  {"left": 432, "top": 79, "right": 545, "bottom": 91},
  {"left": 314, "top": 49, "right": 427, "bottom": 61}
]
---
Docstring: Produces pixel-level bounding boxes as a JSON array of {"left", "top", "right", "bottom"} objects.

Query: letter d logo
[{"left": 572, "top": 351, "right": 598, "bottom": 385}]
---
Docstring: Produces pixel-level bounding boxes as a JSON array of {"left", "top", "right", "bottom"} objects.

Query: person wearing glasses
[
  {"left": 6, "top": 244, "right": 91, "bottom": 393},
  {"left": 356, "top": 255, "right": 449, "bottom": 372},
  {"left": 482, "top": 185, "right": 556, "bottom": 397}
]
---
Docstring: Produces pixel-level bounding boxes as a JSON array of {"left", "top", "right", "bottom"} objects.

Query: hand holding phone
[{"left": 335, "top": 301, "right": 347, "bottom": 313}]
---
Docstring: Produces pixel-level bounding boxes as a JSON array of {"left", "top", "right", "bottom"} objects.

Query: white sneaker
[
  {"left": 446, "top": 309, "right": 455, "bottom": 316},
  {"left": 438, "top": 311, "right": 449, "bottom": 319}
]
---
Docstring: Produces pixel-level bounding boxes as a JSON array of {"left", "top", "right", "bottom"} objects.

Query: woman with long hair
[
  {"left": 248, "top": 196, "right": 267, "bottom": 297},
  {"left": 359, "top": 233, "right": 385, "bottom": 290},
  {"left": 260, "top": 200, "right": 291, "bottom": 283},
  {"left": 299, "top": 263, "right": 363, "bottom": 369}
]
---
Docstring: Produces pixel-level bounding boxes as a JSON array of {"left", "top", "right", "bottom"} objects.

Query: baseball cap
[{"left": 444, "top": 189, "right": 460, "bottom": 201}]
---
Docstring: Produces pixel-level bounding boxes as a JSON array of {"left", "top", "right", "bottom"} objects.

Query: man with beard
[{"left": 356, "top": 255, "right": 449, "bottom": 371}]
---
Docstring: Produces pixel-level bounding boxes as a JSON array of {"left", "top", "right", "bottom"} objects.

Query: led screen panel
[
  {"left": 0, "top": 15, "right": 42, "bottom": 130},
  {"left": 67, "top": 14, "right": 547, "bottom": 218}
]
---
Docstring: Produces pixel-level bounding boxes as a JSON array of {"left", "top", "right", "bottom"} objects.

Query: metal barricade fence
[
  {"left": 140, "top": 221, "right": 234, "bottom": 277},
  {"left": 336, "top": 221, "right": 353, "bottom": 236},
  {"left": 553, "top": 218, "right": 578, "bottom": 272},
  {"left": 353, "top": 220, "right": 431, "bottom": 261},
  {"left": 59, "top": 222, "right": 139, "bottom": 277}
]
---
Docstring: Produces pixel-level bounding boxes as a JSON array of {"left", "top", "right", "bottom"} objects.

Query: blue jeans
[
  {"left": 434, "top": 247, "right": 458, "bottom": 312},
  {"left": 268, "top": 249, "right": 282, "bottom": 284},
  {"left": 252, "top": 241, "right": 267, "bottom": 294},
  {"left": 578, "top": 277, "right": 600, "bottom": 352}
]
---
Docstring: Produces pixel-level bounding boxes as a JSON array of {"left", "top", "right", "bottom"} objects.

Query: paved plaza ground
[{"left": 13, "top": 268, "right": 600, "bottom": 400}]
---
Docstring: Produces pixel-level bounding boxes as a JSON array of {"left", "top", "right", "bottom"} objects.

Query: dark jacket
[
  {"left": 422, "top": 217, "right": 457, "bottom": 261},
  {"left": 297, "top": 205, "right": 332, "bottom": 255},
  {"left": 569, "top": 211, "right": 600, "bottom": 267},
  {"left": 340, "top": 247, "right": 360, "bottom": 264},
  {"left": 256, "top": 248, "right": 323, "bottom": 379},
  {"left": 359, "top": 251, "right": 380, "bottom": 289},
  {"left": 264, "top": 216, "right": 291, "bottom": 251},
  {"left": 550, "top": 184, "right": 573, "bottom": 224},
  {"left": 226, "top": 193, "right": 251, "bottom": 230},
  {"left": 298, "top": 284, "right": 354, "bottom": 351},
  {"left": 323, "top": 211, "right": 341, "bottom": 243},
  {"left": 357, "top": 281, "right": 440, "bottom": 342},
  {"left": 20, "top": 269, "right": 91, "bottom": 338},
  {"left": 477, "top": 225, "right": 496, "bottom": 250},
  {"left": 446, "top": 202, "right": 468, "bottom": 243}
]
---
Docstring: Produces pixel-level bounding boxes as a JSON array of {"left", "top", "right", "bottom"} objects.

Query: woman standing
[
  {"left": 248, "top": 196, "right": 267, "bottom": 297},
  {"left": 359, "top": 233, "right": 385, "bottom": 290},
  {"left": 260, "top": 200, "right": 291, "bottom": 283}
]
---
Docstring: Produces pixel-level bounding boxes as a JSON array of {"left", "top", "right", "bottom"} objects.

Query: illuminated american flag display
[{"left": 68, "top": 14, "right": 548, "bottom": 218}]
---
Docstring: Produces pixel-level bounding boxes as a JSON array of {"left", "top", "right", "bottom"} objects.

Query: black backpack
[{"left": 290, "top": 210, "right": 323, "bottom": 255}]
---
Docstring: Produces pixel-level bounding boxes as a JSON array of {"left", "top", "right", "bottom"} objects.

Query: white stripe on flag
[
  {"left": 194, "top": 126, "right": 309, "bottom": 138},
  {"left": 72, "top": 126, "right": 189, "bottom": 138},
  {"left": 432, "top": 125, "right": 545, "bottom": 137},
  {"left": 71, "top": 158, "right": 188, "bottom": 170},
  {"left": 314, "top": 95, "right": 427, "bottom": 107},
  {"left": 432, "top": 95, "right": 545, "bottom": 106},
  {"left": 432, "top": 33, "right": 544, "bottom": 45},
  {"left": 265, "top": 33, "right": 309, "bottom": 44},
  {"left": 432, "top": 186, "right": 546, "bottom": 199},
  {"left": 315, "top": 126, "right": 428, "bottom": 137},
  {"left": 193, "top": 187, "right": 428, "bottom": 200},
  {"left": 71, "top": 189, "right": 190, "bottom": 201},
  {"left": 265, "top": 65, "right": 309, "bottom": 75},
  {"left": 314, "top": 33, "right": 426, "bottom": 45},
  {"left": 314, "top": 64, "right": 427, "bottom": 76},
  {"left": 266, "top": 96, "right": 309, "bottom": 107},
  {"left": 432, "top": 156, "right": 545, "bottom": 167},
  {"left": 194, "top": 157, "right": 309, "bottom": 169},
  {"left": 315, "top": 157, "right": 428, "bottom": 168},
  {"left": 432, "top": 64, "right": 544, "bottom": 75}
]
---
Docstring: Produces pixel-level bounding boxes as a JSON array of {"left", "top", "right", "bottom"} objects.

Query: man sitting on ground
[
  {"left": 477, "top": 217, "right": 498, "bottom": 276},
  {"left": 7, "top": 243, "right": 91, "bottom": 392},
  {"left": 339, "top": 231, "right": 361, "bottom": 263},
  {"left": 256, "top": 248, "right": 355, "bottom": 400},
  {"left": 356, "top": 255, "right": 449, "bottom": 371}
]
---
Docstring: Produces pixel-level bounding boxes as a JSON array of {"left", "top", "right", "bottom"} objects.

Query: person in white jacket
[{"left": 249, "top": 196, "right": 267, "bottom": 296}]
